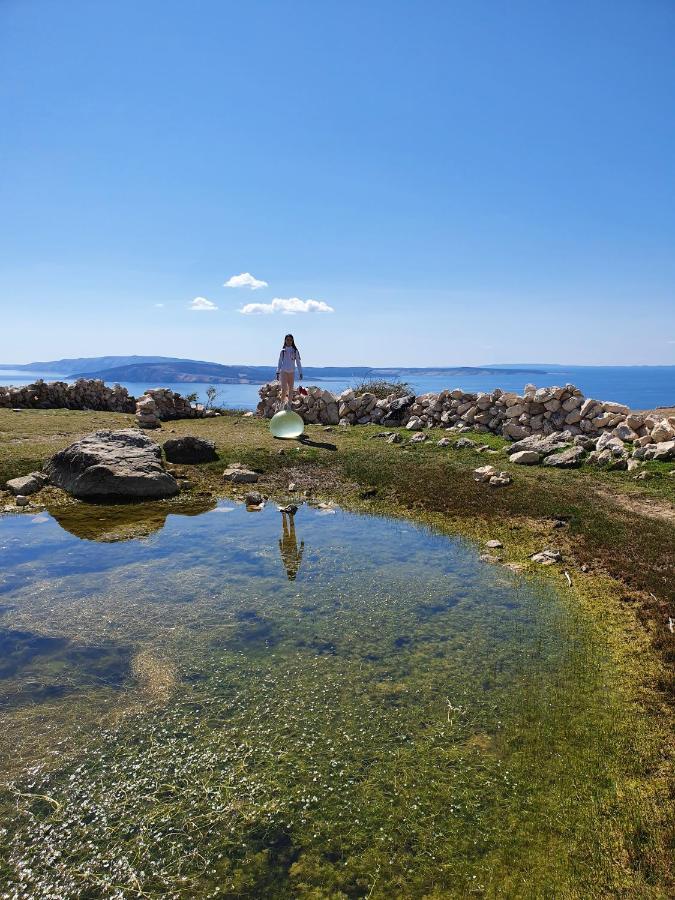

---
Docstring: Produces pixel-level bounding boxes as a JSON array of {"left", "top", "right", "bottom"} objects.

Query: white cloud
[
  {"left": 189, "top": 296, "right": 218, "bottom": 312},
  {"left": 154, "top": 302, "right": 165, "bottom": 308},
  {"left": 239, "top": 297, "right": 334, "bottom": 315},
  {"left": 224, "top": 272, "right": 268, "bottom": 290}
]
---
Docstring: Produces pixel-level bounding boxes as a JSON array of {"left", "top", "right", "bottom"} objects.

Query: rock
[
  {"left": 530, "top": 549, "right": 562, "bottom": 565},
  {"left": 278, "top": 504, "right": 298, "bottom": 514},
  {"left": 223, "top": 464, "right": 259, "bottom": 484},
  {"left": 626, "top": 459, "right": 641, "bottom": 472},
  {"left": 634, "top": 471, "right": 652, "bottom": 481},
  {"left": 652, "top": 440, "right": 675, "bottom": 461},
  {"left": 650, "top": 420, "right": 675, "bottom": 443},
  {"left": 474, "top": 465, "right": 497, "bottom": 483},
  {"left": 15, "top": 495, "right": 29, "bottom": 507},
  {"left": 44, "top": 429, "right": 179, "bottom": 499},
  {"left": 387, "top": 433, "right": 403, "bottom": 444},
  {"left": 454, "top": 438, "right": 478, "bottom": 449},
  {"left": 511, "top": 450, "right": 540, "bottom": 465},
  {"left": 406, "top": 416, "right": 423, "bottom": 431},
  {"left": 288, "top": 482, "right": 297, "bottom": 491},
  {"left": 489, "top": 472, "right": 512, "bottom": 487},
  {"left": 596, "top": 433, "right": 625, "bottom": 456},
  {"left": 542, "top": 446, "right": 585, "bottom": 468},
  {"left": 409, "top": 432, "right": 427, "bottom": 443},
  {"left": 6, "top": 472, "right": 48, "bottom": 496},
  {"left": 245, "top": 491, "right": 264, "bottom": 506},
  {"left": 485, "top": 539, "right": 503, "bottom": 549},
  {"left": 605, "top": 457, "right": 628, "bottom": 471},
  {"left": 437, "top": 437, "right": 452, "bottom": 447},
  {"left": 480, "top": 553, "right": 502, "bottom": 563},
  {"left": 507, "top": 433, "right": 571, "bottom": 457},
  {"left": 163, "top": 436, "right": 218, "bottom": 464},
  {"left": 613, "top": 423, "right": 639, "bottom": 442}
]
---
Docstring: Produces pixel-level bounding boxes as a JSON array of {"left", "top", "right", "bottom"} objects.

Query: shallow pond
[{"left": 0, "top": 502, "right": 662, "bottom": 897}]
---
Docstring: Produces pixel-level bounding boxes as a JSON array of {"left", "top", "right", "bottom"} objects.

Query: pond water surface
[{"left": 0, "top": 502, "right": 659, "bottom": 897}]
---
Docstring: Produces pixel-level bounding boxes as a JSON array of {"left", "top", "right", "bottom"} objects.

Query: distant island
[{"left": 0, "top": 356, "right": 546, "bottom": 385}]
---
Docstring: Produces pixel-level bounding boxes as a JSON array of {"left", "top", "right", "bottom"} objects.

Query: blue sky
[{"left": 1, "top": 0, "right": 674, "bottom": 367}]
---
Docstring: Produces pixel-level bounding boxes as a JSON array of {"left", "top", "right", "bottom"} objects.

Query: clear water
[
  {"left": 2, "top": 365, "right": 674, "bottom": 409},
  {"left": 0, "top": 502, "right": 656, "bottom": 896}
]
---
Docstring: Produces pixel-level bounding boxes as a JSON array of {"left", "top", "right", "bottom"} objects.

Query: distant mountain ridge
[{"left": 0, "top": 355, "right": 546, "bottom": 385}]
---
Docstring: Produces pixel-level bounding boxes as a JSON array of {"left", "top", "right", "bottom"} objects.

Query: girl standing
[{"left": 276, "top": 333, "right": 303, "bottom": 407}]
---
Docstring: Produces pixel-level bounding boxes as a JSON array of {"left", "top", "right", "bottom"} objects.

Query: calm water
[
  {"left": 0, "top": 502, "right": 657, "bottom": 896},
  {"left": 1, "top": 365, "right": 674, "bottom": 409}
]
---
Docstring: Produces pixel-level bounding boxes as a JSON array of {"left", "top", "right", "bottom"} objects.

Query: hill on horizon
[{"left": 0, "top": 355, "right": 549, "bottom": 385}]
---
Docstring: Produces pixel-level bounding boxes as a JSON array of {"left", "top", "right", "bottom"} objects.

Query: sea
[{"left": 1, "top": 366, "right": 674, "bottom": 411}]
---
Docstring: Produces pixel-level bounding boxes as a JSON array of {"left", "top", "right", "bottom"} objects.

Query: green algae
[{"left": 0, "top": 502, "right": 670, "bottom": 897}]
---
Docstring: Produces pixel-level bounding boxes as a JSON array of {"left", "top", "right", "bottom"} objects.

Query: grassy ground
[{"left": 1, "top": 408, "right": 673, "bottom": 895}]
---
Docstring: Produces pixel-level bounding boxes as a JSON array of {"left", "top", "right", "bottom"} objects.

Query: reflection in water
[
  {"left": 49, "top": 496, "right": 216, "bottom": 542},
  {"left": 278, "top": 509, "right": 304, "bottom": 581}
]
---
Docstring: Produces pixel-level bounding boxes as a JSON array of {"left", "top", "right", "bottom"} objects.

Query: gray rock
[
  {"left": 245, "top": 491, "right": 264, "bottom": 506},
  {"left": 406, "top": 416, "right": 423, "bottom": 431},
  {"left": 489, "top": 472, "right": 512, "bottom": 487},
  {"left": 530, "top": 549, "right": 562, "bottom": 565},
  {"left": 511, "top": 450, "right": 540, "bottom": 465},
  {"left": 454, "top": 437, "right": 478, "bottom": 449},
  {"left": 44, "top": 429, "right": 179, "bottom": 499},
  {"left": 485, "top": 539, "right": 503, "bottom": 549},
  {"left": 596, "top": 433, "right": 625, "bottom": 456},
  {"left": 652, "top": 440, "right": 675, "bottom": 461},
  {"left": 163, "top": 436, "right": 218, "bottom": 464},
  {"left": 15, "top": 495, "right": 30, "bottom": 507},
  {"left": 409, "top": 432, "right": 427, "bottom": 443},
  {"left": 542, "top": 446, "right": 585, "bottom": 468},
  {"left": 6, "top": 472, "right": 48, "bottom": 496},
  {"left": 436, "top": 437, "right": 452, "bottom": 447},
  {"left": 474, "top": 465, "right": 497, "bottom": 483},
  {"left": 223, "top": 464, "right": 259, "bottom": 484},
  {"left": 386, "top": 432, "right": 403, "bottom": 444},
  {"left": 507, "top": 433, "right": 571, "bottom": 457}
]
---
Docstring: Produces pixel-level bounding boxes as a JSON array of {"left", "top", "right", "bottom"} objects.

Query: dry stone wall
[
  {"left": 257, "top": 381, "right": 675, "bottom": 447},
  {"left": 0, "top": 379, "right": 135, "bottom": 412},
  {"left": 0, "top": 379, "right": 213, "bottom": 422}
]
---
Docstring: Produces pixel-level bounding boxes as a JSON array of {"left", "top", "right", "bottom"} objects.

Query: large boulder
[
  {"left": 44, "top": 430, "right": 179, "bottom": 500},
  {"left": 163, "top": 436, "right": 218, "bottom": 464}
]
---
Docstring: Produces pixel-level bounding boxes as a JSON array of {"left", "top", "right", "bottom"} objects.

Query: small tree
[{"left": 205, "top": 385, "right": 218, "bottom": 409}]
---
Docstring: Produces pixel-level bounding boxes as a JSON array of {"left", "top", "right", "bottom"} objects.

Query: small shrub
[{"left": 351, "top": 378, "right": 413, "bottom": 400}]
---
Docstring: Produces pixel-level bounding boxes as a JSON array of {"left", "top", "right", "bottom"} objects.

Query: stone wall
[
  {"left": 0, "top": 379, "right": 135, "bottom": 412},
  {"left": 0, "top": 379, "right": 212, "bottom": 421},
  {"left": 257, "top": 381, "right": 675, "bottom": 446}
]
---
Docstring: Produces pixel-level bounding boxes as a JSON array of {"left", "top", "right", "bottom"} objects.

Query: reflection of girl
[
  {"left": 279, "top": 511, "right": 304, "bottom": 581},
  {"left": 276, "top": 334, "right": 303, "bottom": 408}
]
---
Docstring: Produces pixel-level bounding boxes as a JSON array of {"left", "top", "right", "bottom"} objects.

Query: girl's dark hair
[{"left": 283, "top": 334, "right": 299, "bottom": 353}]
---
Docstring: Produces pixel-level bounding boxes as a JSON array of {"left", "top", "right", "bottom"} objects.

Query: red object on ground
[{"left": 297, "top": 387, "right": 308, "bottom": 396}]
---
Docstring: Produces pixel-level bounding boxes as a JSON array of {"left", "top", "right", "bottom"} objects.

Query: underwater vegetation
[{"left": 0, "top": 502, "right": 670, "bottom": 897}]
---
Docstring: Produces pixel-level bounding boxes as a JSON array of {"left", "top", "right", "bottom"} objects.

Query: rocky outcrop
[
  {"left": 44, "top": 430, "right": 179, "bottom": 499},
  {"left": 257, "top": 381, "right": 675, "bottom": 446},
  {"left": 164, "top": 436, "right": 218, "bottom": 464}
]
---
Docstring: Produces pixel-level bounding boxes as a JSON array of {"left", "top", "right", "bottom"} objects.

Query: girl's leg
[{"left": 280, "top": 371, "right": 294, "bottom": 407}]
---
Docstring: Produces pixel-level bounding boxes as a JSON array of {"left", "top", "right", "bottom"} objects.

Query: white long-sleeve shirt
[{"left": 277, "top": 346, "right": 302, "bottom": 376}]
